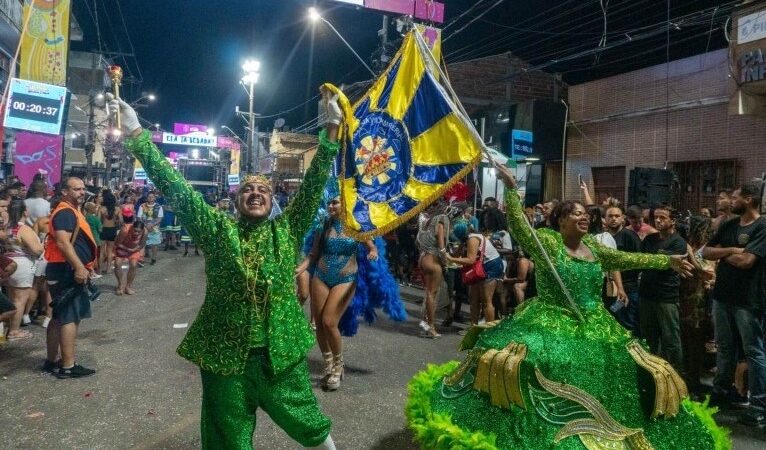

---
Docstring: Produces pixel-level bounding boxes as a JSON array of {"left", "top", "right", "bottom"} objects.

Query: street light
[
  {"left": 207, "top": 127, "right": 216, "bottom": 136},
  {"left": 307, "top": 8, "right": 376, "bottom": 77},
  {"left": 131, "top": 93, "right": 156, "bottom": 108},
  {"left": 240, "top": 59, "right": 260, "bottom": 174}
]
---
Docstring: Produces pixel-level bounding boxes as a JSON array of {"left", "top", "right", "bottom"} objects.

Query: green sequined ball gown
[{"left": 406, "top": 189, "right": 729, "bottom": 450}]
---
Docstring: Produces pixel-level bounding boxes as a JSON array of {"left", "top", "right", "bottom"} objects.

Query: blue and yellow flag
[{"left": 325, "top": 30, "right": 484, "bottom": 240}]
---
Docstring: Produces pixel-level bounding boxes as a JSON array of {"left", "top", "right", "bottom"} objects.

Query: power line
[
  {"left": 443, "top": 0, "right": 508, "bottom": 43},
  {"left": 113, "top": 0, "right": 143, "bottom": 83},
  {"left": 448, "top": 0, "right": 658, "bottom": 62},
  {"left": 444, "top": 0, "right": 606, "bottom": 61},
  {"left": 441, "top": 0, "right": 492, "bottom": 32},
  {"left": 450, "top": 0, "right": 734, "bottom": 70}
]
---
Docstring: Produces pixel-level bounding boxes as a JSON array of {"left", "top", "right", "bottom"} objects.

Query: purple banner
[
  {"left": 216, "top": 136, "right": 241, "bottom": 150},
  {"left": 14, "top": 131, "right": 63, "bottom": 187},
  {"left": 414, "top": 0, "right": 444, "bottom": 23},
  {"left": 151, "top": 131, "right": 163, "bottom": 143},
  {"left": 173, "top": 123, "right": 207, "bottom": 135},
  {"left": 364, "top": 0, "right": 414, "bottom": 15}
]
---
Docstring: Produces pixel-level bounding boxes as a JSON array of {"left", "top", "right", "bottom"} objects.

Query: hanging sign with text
[{"left": 161, "top": 132, "right": 218, "bottom": 147}]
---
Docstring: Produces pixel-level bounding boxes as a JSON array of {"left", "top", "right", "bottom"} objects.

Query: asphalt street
[{"left": 1, "top": 253, "right": 764, "bottom": 449}]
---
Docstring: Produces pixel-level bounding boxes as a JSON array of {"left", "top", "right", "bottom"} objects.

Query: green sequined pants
[{"left": 200, "top": 350, "right": 331, "bottom": 449}]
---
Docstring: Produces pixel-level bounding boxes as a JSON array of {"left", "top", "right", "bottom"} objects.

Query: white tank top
[{"left": 469, "top": 233, "right": 500, "bottom": 262}]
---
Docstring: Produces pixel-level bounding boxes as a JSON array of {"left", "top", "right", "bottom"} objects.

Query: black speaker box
[{"left": 628, "top": 168, "right": 674, "bottom": 207}]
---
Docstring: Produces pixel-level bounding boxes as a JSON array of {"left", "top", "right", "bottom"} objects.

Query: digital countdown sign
[{"left": 3, "top": 78, "right": 70, "bottom": 136}]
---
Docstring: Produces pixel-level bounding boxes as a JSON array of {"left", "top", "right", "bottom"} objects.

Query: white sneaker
[
  {"left": 419, "top": 320, "right": 431, "bottom": 332},
  {"left": 90, "top": 273, "right": 103, "bottom": 280},
  {"left": 42, "top": 317, "right": 51, "bottom": 328},
  {"left": 22, "top": 314, "right": 32, "bottom": 325}
]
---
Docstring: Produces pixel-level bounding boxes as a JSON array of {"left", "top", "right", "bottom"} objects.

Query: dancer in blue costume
[{"left": 297, "top": 181, "right": 406, "bottom": 391}]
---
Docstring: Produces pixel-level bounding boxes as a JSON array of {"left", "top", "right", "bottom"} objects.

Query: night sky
[{"left": 69, "top": 0, "right": 731, "bottom": 137}]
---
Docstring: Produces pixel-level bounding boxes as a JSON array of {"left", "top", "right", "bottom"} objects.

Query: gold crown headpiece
[{"left": 239, "top": 174, "right": 273, "bottom": 192}]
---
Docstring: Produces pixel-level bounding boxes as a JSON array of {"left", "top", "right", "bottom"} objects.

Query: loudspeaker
[
  {"left": 524, "top": 163, "right": 545, "bottom": 207},
  {"left": 628, "top": 168, "right": 674, "bottom": 207}
]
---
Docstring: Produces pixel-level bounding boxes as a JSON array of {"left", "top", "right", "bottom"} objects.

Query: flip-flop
[{"left": 7, "top": 330, "right": 33, "bottom": 341}]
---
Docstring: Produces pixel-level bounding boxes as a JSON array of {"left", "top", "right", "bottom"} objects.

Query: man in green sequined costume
[
  {"left": 110, "top": 94, "right": 339, "bottom": 450},
  {"left": 406, "top": 163, "right": 730, "bottom": 450}
]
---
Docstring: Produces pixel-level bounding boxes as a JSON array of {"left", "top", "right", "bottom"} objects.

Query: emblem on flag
[{"left": 324, "top": 29, "right": 485, "bottom": 240}]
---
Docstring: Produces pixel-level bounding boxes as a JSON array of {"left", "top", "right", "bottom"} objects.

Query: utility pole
[
  {"left": 248, "top": 85, "right": 255, "bottom": 173},
  {"left": 84, "top": 54, "right": 98, "bottom": 184}
]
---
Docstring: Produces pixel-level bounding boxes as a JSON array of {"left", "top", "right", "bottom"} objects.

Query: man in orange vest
[{"left": 42, "top": 177, "right": 98, "bottom": 379}]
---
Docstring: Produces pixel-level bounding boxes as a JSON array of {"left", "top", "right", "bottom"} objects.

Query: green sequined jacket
[{"left": 126, "top": 129, "right": 339, "bottom": 376}]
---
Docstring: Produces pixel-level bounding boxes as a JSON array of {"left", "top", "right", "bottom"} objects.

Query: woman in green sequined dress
[{"left": 406, "top": 164, "right": 730, "bottom": 450}]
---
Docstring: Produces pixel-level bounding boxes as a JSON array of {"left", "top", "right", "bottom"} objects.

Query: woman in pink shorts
[{"left": 114, "top": 219, "right": 146, "bottom": 295}]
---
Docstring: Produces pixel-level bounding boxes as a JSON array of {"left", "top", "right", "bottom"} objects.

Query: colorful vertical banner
[
  {"left": 14, "top": 131, "right": 62, "bottom": 186},
  {"left": 20, "top": 0, "right": 71, "bottom": 86},
  {"left": 228, "top": 147, "right": 241, "bottom": 189}
]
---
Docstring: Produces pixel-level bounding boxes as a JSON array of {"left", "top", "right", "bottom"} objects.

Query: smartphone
[
  {"left": 578, "top": 174, "right": 583, "bottom": 185},
  {"left": 609, "top": 300, "right": 625, "bottom": 313}
]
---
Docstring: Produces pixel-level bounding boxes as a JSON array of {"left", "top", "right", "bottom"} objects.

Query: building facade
[{"left": 565, "top": 48, "right": 766, "bottom": 212}]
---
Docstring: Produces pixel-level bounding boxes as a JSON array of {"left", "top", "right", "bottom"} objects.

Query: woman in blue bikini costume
[{"left": 302, "top": 195, "right": 378, "bottom": 391}]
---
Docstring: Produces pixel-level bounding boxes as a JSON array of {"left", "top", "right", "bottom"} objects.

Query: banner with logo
[
  {"left": 20, "top": 0, "right": 71, "bottom": 86},
  {"left": 228, "top": 147, "right": 241, "bottom": 187},
  {"left": 14, "top": 131, "right": 62, "bottom": 186},
  {"left": 324, "top": 30, "right": 484, "bottom": 240}
]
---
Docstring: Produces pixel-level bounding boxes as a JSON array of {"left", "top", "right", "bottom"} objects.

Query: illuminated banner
[
  {"left": 229, "top": 147, "right": 241, "bottom": 186},
  {"left": 216, "top": 136, "right": 241, "bottom": 150},
  {"left": 414, "top": 0, "right": 444, "bottom": 23},
  {"left": 364, "top": 0, "right": 414, "bottom": 15},
  {"left": 162, "top": 132, "right": 218, "bottom": 147},
  {"left": 173, "top": 123, "right": 207, "bottom": 135},
  {"left": 20, "top": 0, "right": 71, "bottom": 86},
  {"left": 3, "top": 78, "right": 70, "bottom": 135},
  {"left": 133, "top": 159, "right": 147, "bottom": 181},
  {"left": 14, "top": 131, "right": 63, "bottom": 187},
  {"left": 334, "top": 0, "right": 364, "bottom": 5}
]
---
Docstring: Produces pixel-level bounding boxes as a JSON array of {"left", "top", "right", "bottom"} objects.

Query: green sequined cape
[
  {"left": 405, "top": 188, "right": 729, "bottom": 450},
  {"left": 126, "top": 129, "right": 339, "bottom": 376}
]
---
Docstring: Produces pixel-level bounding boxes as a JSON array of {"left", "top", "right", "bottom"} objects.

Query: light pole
[
  {"left": 308, "top": 7, "right": 376, "bottom": 78},
  {"left": 241, "top": 60, "right": 260, "bottom": 174},
  {"left": 131, "top": 93, "right": 156, "bottom": 109}
]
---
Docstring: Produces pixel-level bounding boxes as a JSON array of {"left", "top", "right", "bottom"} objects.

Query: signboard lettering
[
  {"left": 738, "top": 10, "right": 766, "bottom": 45},
  {"left": 739, "top": 48, "right": 766, "bottom": 83},
  {"left": 162, "top": 132, "right": 218, "bottom": 147},
  {"left": 511, "top": 129, "right": 534, "bottom": 159}
]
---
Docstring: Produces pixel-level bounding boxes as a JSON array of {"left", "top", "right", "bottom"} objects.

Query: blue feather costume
[{"left": 302, "top": 176, "right": 406, "bottom": 336}]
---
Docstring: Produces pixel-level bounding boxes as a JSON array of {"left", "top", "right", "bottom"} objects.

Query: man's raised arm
[{"left": 111, "top": 96, "right": 218, "bottom": 243}]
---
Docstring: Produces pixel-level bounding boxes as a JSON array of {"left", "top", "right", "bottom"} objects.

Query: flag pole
[{"left": 411, "top": 27, "right": 585, "bottom": 322}]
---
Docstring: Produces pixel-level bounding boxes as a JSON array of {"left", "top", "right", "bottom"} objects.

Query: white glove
[
  {"left": 105, "top": 93, "right": 141, "bottom": 135},
  {"left": 326, "top": 94, "right": 342, "bottom": 126}
]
